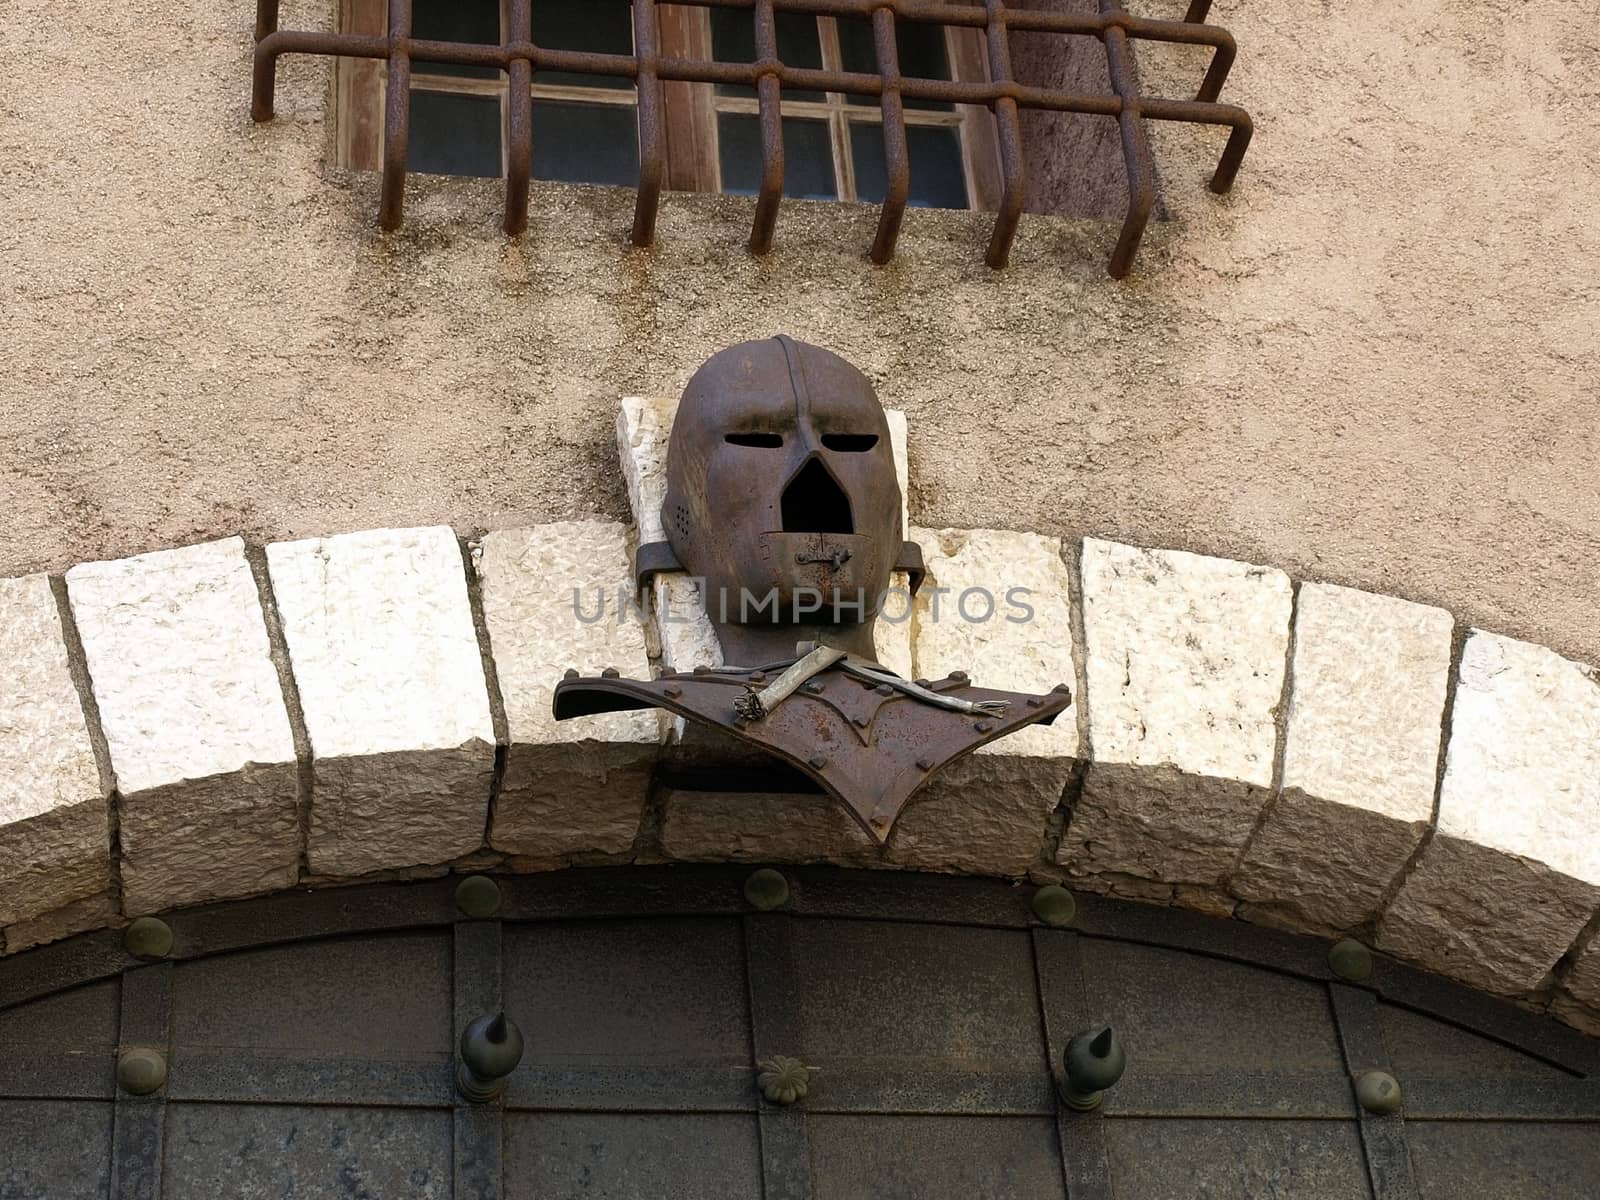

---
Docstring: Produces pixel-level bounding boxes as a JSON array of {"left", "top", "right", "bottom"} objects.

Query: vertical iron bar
[
  {"left": 453, "top": 917, "right": 506, "bottom": 1200},
  {"left": 749, "top": 0, "right": 785, "bottom": 254},
  {"left": 250, "top": 0, "right": 282, "bottom": 120},
  {"left": 253, "top": 0, "right": 280, "bottom": 42},
  {"left": 504, "top": 0, "right": 533, "bottom": 236},
  {"left": 982, "top": 0, "right": 1026, "bottom": 269},
  {"left": 1194, "top": 30, "right": 1235, "bottom": 103},
  {"left": 379, "top": 0, "right": 414, "bottom": 231},
  {"left": 743, "top": 912, "right": 814, "bottom": 1200},
  {"left": 110, "top": 963, "right": 173, "bottom": 1200},
  {"left": 868, "top": 5, "right": 909, "bottom": 264},
  {"left": 1099, "top": 0, "right": 1154, "bottom": 279},
  {"left": 632, "top": 0, "right": 666, "bottom": 246},
  {"left": 1183, "top": 0, "right": 1213, "bottom": 22},
  {"left": 1330, "top": 984, "right": 1421, "bottom": 1200},
  {"left": 1031, "top": 930, "right": 1115, "bottom": 1200},
  {"left": 1210, "top": 112, "right": 1253, "bottom": 193}
]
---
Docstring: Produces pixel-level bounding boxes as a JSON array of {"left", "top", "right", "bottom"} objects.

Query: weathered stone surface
[
  {"left": 658, "top": 789, "right": 880, "bottom": 867},
  {"left": 1232, "top": 584, "right": 1452, "bottom": 933},
  {"left": 887, "top": 753, "right": 1073, "bottom": 877},
  {"left": 1378, "top": 631, "right": 1600, "bottom": 994},
  {"left": 617, "top": 395, "right": 912, "bottom": 678},
  {"left": 888, "top": 528, "right": 1079, "bottom": 876},
  {"left": 267, "top": 527, "right": 494, "bottom": 877},
  {"left": 2, "top": 889, "right": 119, "bottom": 954},
  {"left": 1059, "top": 540, "right": 1292, "bottom": 887},
  {"left": 473, "top": 524, "right": 656, "bottom": 859},
  {"left": 1551, "top": 933, "right": 1600, "bottom": 1036},
  {"left": 67, "top": 538, "right": 299, "bottom": 915},
  {"left": 0, "top": 574, "right": 108, "bottom": 926}
]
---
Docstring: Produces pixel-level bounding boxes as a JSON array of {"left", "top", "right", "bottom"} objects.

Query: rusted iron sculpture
[{"left": 555, "top": 336, "right": 1070, "bottom": 841}]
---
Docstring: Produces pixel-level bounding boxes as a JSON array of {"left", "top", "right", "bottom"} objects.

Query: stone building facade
[{"left": 1, "top": 0, "right": 1597, "bottom": 1194}]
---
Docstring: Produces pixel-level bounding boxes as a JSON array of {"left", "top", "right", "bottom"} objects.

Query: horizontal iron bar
[
  {"left": 1400, "top": 1076, "right": 1600, "bottom": 1122},
  {"left": 168, "top": 1049, "right": 455, "bottom": 1107},
  {"left": 505, "top": 1062, "right": 756, "bottom": 1112},
  {"left": 255, "top": 31, "right": 1233, "bottom": 127},
  {"left": 0, "top": 1050, "right": 115, "bottom": 1100}
]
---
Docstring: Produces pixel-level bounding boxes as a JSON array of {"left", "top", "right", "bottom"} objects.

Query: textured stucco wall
[{"left": 2, "top": 0, "right": 1596, "bottom": 663}]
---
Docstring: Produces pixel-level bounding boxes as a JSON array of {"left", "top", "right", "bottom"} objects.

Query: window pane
[
  {"left": 718, "top": 114, "right": 836, "bottom": 201},
  {"left": 838, "top": 17, "right": 954, "bottom": 110},
  {"left": 408, "top": 90, "right": 502, "bottom": 177},
  {"left": 533, "top": 0, "right": 634, "bottom": 89},
  {"left": 710, "top": 10, "right": 824, "bottom": 101},
  {"left": 532, "top": 100, "right": 639, "bottom": 187},
  {"left": 850, "top": 121, "right": 967, "bottom": 209},
  {"left": 412, "top": 0, "right": 500, "bottom": 80}
]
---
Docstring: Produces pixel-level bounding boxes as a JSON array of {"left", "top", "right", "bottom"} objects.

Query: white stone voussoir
[
  {"left": 267, "top": 526, "right": 494, "bottom": 878},
  {"left": 894, "top": 528, "right": 1080, "bottom": 876},
  {"left": 0, "top": 574, "right": 108, "bottom": 930},
  {"left": 66, "top": 538, "right": 299, "bottom": 915},
  {"left": 1060, "top": 540, "right": 1292, "bottom": 889},
  {"left": 473, "top": 523, "right": 657, "bottom": 861},
  {"left": 1232, "top": 584, "right": 1452, "bottom": 934},
  {"left": 1377, "top": 630, "right": 1600, "bottom": 995}
]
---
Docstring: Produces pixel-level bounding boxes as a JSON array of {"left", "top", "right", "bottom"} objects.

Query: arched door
[{"left": 2, "top": 867, "right": 1596, "bottom": 1198}]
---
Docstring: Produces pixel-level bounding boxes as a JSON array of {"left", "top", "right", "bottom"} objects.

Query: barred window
[
  {"left": 337, "top": 0, "right": 1000, "bottom": 210},
  {"left": 258, "top": 0, "right": 1252, "bottom": 277}
]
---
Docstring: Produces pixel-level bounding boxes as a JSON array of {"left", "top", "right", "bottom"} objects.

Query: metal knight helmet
[{"left": 554, "top": 335, "right": 1071, "bottom": 841}]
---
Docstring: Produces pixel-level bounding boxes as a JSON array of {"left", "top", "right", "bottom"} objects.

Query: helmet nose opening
[{"left": 781, "top": 457, "right": 854, "bottom": 535}]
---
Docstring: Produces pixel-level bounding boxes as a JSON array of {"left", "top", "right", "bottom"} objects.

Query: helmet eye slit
[
  {"left": 725, "top": 432, "right": 783, "bottom": 448},
  {"left": 821, "top": 434, "right": 879, "bottom": 452}
]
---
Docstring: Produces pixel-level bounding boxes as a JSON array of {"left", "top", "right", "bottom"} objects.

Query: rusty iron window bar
[{"left": 252, "top": 0, "right": 1252, "bottom": 278}]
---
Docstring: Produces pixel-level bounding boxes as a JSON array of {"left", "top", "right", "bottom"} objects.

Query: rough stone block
[
  {"left": 1377, "top": 631, "right": 1600, "bottom": 994},
  {"left": 887, "top": 753, "right": 1072, "bottom": 877},
  {"left": 658, "top": 789, "right": 880, "bottom": 867},
  {"left": 617, "top": 396, "right": 912, "bottom": 677},
  {"left": 3, "top": 890, "right": 119, "bottom": 955},
  {"left": 891, "top": 528, "right": 1080, "bottom": 876},
  {"left": 0, "top": 574, "right": 108, "bottom": 926},
  {"left": 1551, "top": 934, "right": 1600, "bottom": 1036},
  {"left": 267, "top": 527, "right": 494, "bottom": 877},
  {"left": 67, "top": 538, "right": 299, "bottom": 915},
  {"left": 473, "top": 523, "right": 657, "bottom": 860},
  {"left": 1059, "top": 539, "right": 1292, "bottom": 888},
  {"left": 1232, "top": 584, "right": 1452, "bottom": 933}
]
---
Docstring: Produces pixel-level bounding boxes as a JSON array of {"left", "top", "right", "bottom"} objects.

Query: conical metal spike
[
  {"left": 488, "top": 1012, "right": 508, "bottom": 1043},
  {"left": 1090, "top": 1027, "right": 1115, "bottom": 1057}
]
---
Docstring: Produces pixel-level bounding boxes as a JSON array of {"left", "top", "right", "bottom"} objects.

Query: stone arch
[{"left": 3, "top": 516, "right": 1598, "bottom": 1036}]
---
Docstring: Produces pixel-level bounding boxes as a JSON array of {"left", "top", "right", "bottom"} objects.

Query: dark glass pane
[
  {"left": 408, "top": 90, "right": 502, "bottom": 178},
  {"left": 710, "top": 9, "right": 824, "bottom": 101},
  {"left": 532, "top": 100, "right": 639, "bottom": 186},
  {"left": 850, "top": 121, "right": 967, "bottom": 209},
  {"left": 838, "top": 15, "right": 953, "bottom": 110},
  {"left": 718, "top": 114, "right": 836, "bottom": 201},
  {"left": 412, "top": 0, "right": 500, "bottom": 79},
  {"left": 533, "top": 0, "right": 634, "bottom": 89}
]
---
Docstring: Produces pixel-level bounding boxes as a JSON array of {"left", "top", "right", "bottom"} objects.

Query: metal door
[{"left": 2, "top": 867, "right": 1596, "bottom": 1198}]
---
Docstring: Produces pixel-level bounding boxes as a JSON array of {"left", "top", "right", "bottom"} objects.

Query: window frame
[{"left": 335, "top": 0, "right": 1001, "bottom": 211}]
